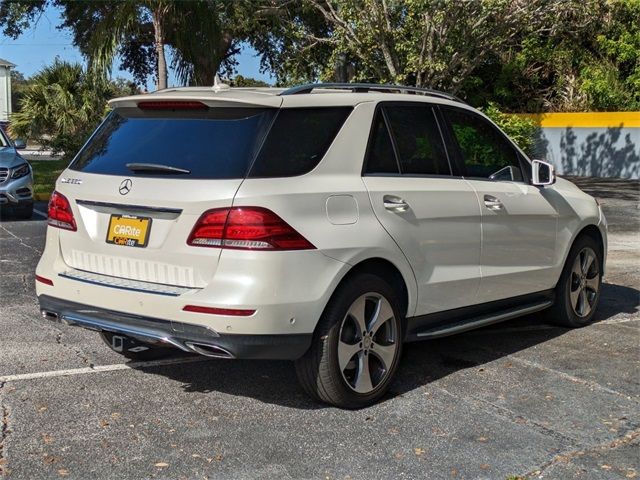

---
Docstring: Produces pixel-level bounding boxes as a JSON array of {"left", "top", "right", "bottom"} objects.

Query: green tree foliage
[
  {"left": 250, "top": 0, "right": 639, "bottom": 112},
  {"left": 9, "top": 60, "right": 137, "bottom": 158},
  {"left": 483, "top": 0, "right": 640, "bottom": 112},
  {"left": 1, "top": 0, "right": 638, "bottom": 112},
  {"left": 251, "top": 1, "right": 558, "bottom": 90},
  {"left": 0, "top": 0, "right": 249, "bottom": 88},
  {"left": 229, "top": 75, "right": 271, "bottom": 87},
  {"left": 581, "top": 0, "right": 640, "bottom": 110},
  {"left": 10, "top": 70, "right": 29, "bottom": 113},
  {"left": 482, "top": 104, "right": 537, "bottom": 156}
]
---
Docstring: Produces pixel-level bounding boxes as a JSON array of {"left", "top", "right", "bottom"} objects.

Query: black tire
[
  {"left": 546, "top": 234, "right": 603, "bottom": 328},
  {"left": 15, "top": 202, "right": 33, "bottom": 220},
  {"left": 99, "top": 331, "right": 175, "bottom": 361},
  {"left": 295, "top": 273, "right": 404, "bottom": 409}
]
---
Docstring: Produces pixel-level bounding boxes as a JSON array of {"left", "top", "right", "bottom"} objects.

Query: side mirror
[
  {"left": 531, "top": 159, "right": 555, "bottom": 186},
  {"left": 13, "top": 139, "right": 26, "bottom": 150}
]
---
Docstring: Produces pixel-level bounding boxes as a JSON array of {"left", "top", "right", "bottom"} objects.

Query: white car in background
[{"left": 36, "top": 83, "right": 607, "bottom": 408}]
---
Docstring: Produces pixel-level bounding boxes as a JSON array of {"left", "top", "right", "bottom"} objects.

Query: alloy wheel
[
  {"left": 570, "top": 247, "right": 600, "bottom": 318},
  {"left": 338, "top": 293, "right": 399, "bottom": 394}
]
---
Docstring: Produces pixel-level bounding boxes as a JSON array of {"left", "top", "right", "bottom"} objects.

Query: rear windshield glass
[
  {"left": 248, "top": 107, "right": 352, "bottom": 177},
  {"left": 70, "top": 108, "right": 276, "bottom": 179}
]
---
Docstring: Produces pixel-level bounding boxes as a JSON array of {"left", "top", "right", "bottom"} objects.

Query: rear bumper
[{"left": 38, "top": 294, "right": 312, "bottom": 360}]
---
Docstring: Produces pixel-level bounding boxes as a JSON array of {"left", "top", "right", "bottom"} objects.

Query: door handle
[
  {"left": 383, "top": 195, "right": 410, "bottom": 212},
  {"left": 483, "top": 194, "right": 503, "bottom": 211}
]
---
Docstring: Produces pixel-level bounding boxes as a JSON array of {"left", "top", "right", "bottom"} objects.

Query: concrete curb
[{"left": 33, "top": 193, "right": 51, "bottom": 202}]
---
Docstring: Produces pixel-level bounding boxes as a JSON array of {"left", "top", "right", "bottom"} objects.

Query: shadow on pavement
[
  {"left": 128, "top": 281, "right": 638, "bottom": 410},
  {"left": 563, "top": 176, "right": 640, "bottom": 202},
  {"left": 0, "top": 214, "right": 43, "bottom": 223}
]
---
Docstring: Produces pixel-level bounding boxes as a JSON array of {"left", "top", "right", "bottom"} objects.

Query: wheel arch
[
  {"left": 555, "top": 223, "right": 606, "bottom": 290},
  {"left": 326, "top": 257, "right": 413, "bottom": 319},
  {"left": 573, "top": 224, "right": 606, "bottom": 271}
]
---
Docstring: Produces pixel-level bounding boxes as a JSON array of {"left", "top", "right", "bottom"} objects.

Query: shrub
[
  {"left": 482, "top": 103, "right": 537, "bottom": 157},
  {"left": 9, "top": 60, "right": 137, "bottom": 159}
]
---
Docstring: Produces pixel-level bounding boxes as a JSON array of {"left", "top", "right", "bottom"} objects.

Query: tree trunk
[{"left": 152, "top": 7, "right": 168, "bottom": 90}]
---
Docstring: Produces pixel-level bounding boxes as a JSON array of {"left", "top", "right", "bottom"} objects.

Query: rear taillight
[
  {"left": 48, "top": 191, "right": 77, "bottom": 231},
  {"left": 187, "top": 207, "right": 315, "bottom": 251},
  {"left": 35, "top": 275, "right": 54, "bottom": 286}
]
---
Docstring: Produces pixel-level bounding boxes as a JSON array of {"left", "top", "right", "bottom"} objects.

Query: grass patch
[{"left": 29, "top": 158, "right": 70, "bottom": 196}]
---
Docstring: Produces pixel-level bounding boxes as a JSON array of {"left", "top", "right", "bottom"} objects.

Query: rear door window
[
  {"left": 70, "top": 107, "right": 276, "bottom": 179},
  {"left": 384, "top": 105, "right": 451, "bottom": 176},
  {"left": 248, "top": 107, "right": 352, "bottom": 177}
]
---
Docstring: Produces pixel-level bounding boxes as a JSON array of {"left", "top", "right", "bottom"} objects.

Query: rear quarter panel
[{"left": 232, "top": 101, "right": 419, "bottom": 316}]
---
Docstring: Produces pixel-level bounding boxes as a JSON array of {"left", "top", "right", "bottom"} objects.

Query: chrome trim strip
[
  {"left": 415, "top": 301, "right": 553, "bottom": 339},
  {"left": 59, "top": 269, "right": 197, "bottom": 297},
  {"left": 61, "top": 313, "right": 189, "bottom": 351},
  {"left": 76, "top": 199, "right": 182, "bottom": 216}
]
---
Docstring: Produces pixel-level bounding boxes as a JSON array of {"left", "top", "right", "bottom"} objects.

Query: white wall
[
  {"left": 534, "top": 126, "right": 640, "bottom": 179},
  {"left": 0, "top": 66, "right": 11, "bottom": 122}
]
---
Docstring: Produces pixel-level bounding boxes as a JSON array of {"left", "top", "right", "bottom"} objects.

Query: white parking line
[
  {"left": 32, "top": 208, "right": 48, "bottom": 219},
  {"left": 509, "top": 356, "right": 636, "bottom": 400},
  {"left": 0, "top": 356, "right": 211, "bottom": 383}
]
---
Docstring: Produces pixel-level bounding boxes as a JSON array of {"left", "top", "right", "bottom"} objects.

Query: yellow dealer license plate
[{"left": 106, "top": 215, "right": 152, "bottom": 248}]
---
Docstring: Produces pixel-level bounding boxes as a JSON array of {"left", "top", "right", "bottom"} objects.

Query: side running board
[{"left": 413, "top": 300, "right": 553, "bottom": 340}]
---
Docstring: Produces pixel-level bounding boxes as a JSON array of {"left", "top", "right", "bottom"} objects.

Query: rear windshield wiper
[{"left": 126, "top": 163, "right": 191, "bottom": 175}]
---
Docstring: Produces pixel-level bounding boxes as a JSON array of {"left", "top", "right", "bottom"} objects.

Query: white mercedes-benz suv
[{"left": 36, "top": 83, "right": 607, "bottom": 408}]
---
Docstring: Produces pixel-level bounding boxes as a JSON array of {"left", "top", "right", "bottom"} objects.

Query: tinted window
[
  {"left": 385, "top": 106, "right": 450, "bottom": 175},
  {"left": 70, "top": 108, "right": 275, "bottom": 178},
  {"left": 443, "top": 107, "right": 523, "bottom": 181},
  {"left": 364, "top": 110, "right": 399, "bottom": 174},
  {"left": 249, "top": 107, "right": 352, "bottom": 177}
]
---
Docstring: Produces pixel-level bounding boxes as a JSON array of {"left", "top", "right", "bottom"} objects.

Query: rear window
[
  {"left": 70, "top": 108, "right": 276, "bottom": 179},
  {"left": 248, "top": 107, "right": 352, "bottom": 177}
]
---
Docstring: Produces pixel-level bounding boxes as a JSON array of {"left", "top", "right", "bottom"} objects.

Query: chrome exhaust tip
[
  {"left": 41, "top": 310, "right": 59, "bottom": 322},
  {"left": 185, "top": 342, "right": 234, "bottom": 359}
]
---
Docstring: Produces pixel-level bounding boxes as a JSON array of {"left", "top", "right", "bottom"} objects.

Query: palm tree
[
  {"left": 86, "top": 1, "right": 170, "bottom": 90},
  {"left": 9, "top": 60, "right": 135, "bottom": 157},
  {"left": 78, "top": 0, "right": 227, "bottom": 89}
]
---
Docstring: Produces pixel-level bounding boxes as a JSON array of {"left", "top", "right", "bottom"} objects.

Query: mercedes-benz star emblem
[{"left": 119, "top": 179, "right": 132, "bottom": 195}]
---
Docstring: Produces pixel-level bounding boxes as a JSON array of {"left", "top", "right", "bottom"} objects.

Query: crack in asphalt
[
  {"left": 0, "top": 382, "right": 10, "bottom": 476},
  {"left": 20, "top": 274, "right": 29, "bottom": 295},
  {"left": 53, "top": 330, "right": 93, "bottom": 366},
  {"left": 0, "top": 223, "right": 42, "bottom": 255},
  {"left": 508, "top": 356, "right": 638, "bottom": 403},
  {"left": 524, "top": 428, "right": 640, "bottom": 478},
  {"left": 473, "top": 344, "right": 638, "bottom": 403},
  {"left": 437, "top": 386, "right": 582, "bottom": 447}
]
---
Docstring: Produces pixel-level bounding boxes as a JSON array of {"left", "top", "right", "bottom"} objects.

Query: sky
[{"left": 0, "top": 4, "right": 274, "bottom": 89}]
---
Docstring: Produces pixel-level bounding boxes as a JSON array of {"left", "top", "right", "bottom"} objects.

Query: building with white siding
[{"left": 0, "top": 58, "right": 16, "bottom": 123}]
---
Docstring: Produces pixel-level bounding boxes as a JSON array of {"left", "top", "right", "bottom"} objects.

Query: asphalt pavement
[{"left": 0, "top": 178, "right": 638, "bottom": 479}]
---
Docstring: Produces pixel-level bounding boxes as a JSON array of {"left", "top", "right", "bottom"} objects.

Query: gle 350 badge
[{"left": 106, "top": 215, "right": 152, "bottom": 248}]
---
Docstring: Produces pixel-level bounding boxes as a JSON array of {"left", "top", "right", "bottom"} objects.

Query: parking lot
[{"left": 0, "top": 177, "right": 638, "bottom": 480}]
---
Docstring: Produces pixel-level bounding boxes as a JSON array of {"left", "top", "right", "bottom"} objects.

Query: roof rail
[{"left": 280, "top": 83, "right": 465, "bottom": 103}]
